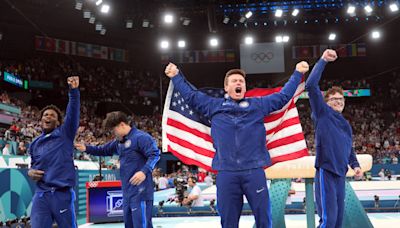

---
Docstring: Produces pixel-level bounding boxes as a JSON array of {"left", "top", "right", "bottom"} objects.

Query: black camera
[{"left": 174, "top": 178, "right": 188, "bottom": 205}]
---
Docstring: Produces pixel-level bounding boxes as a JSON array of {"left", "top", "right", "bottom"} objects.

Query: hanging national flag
[{"left": 162, "top": 77, "right": 309, "bottom": 171}]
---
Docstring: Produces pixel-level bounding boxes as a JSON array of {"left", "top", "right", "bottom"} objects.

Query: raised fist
[
  {"left": 165, "top": 63, "right": 179, "bottom": 78},
  {"left": 67, "top": 76, "right": 79, "bottom": 89},
  {"left": 322, "top": 49, "right": 338, "bottom": 62},
  {"left": 296, "top": 61, "right": 310, "bottom": 74}
]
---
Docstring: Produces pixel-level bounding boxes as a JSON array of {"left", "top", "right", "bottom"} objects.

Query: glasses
[{"left": 328, "top": 97, "right": 345, "bottom": 102}]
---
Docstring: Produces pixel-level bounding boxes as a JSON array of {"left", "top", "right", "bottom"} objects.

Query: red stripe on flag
[
  {"left": 266, "top": 117, "right": 300, "bottom": 136},
  {"left": 264, "top": 102, "right": 296, "bottom": 122},
  {"left": 245, "top": 87, "right": 282, "bottom": 97},
  {"left": 168, "top": 146, "right": 216, "bottom": 172},
  {"left": 270, "top": 148, "right": 309, "bottom": 164},
  {"left": 267, "top": 132, "right": 305, "bottom": 148},
  {"left": 167, "top": 134, "right": 215, "bottom": 158},
  {"left": 167, "top": 118, "right": 213, "bottom": 143}
]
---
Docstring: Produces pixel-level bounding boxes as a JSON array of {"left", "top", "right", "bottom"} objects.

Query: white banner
[{"left": 240, "top": 42, "right": 285, "bottom": 74}]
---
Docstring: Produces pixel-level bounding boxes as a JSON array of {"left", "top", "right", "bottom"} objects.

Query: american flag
[{"left": 162, "top": 78, "right": 309, "bottom": 171}]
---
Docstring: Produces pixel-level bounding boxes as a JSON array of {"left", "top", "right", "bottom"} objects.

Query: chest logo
[
  {"left": 239, "top": 101, "right": 249, "bottom": 108},
  {"left": 124, "top": 139, "right": 131, "bottom": 148}
]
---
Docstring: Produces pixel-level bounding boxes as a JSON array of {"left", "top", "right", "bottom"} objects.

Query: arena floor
[{"left": 79, "top": 213, "right": 400, "bottom": 228}]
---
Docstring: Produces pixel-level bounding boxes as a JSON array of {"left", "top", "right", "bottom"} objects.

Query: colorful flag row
[
  {"left": 292, "top": 43, "right": 366, "bottom": 59},
  {"left": 161, "top": 50, "right": 235, "bottom": 64},
  {"left": 34, "top": 36, "right": 128, "bottom": 62}
]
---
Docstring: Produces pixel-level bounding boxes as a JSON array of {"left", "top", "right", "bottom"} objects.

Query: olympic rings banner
[{"left": 240, "top": 42, "right": 285, "bottom": 74}]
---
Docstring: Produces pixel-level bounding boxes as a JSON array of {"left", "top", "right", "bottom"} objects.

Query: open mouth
[{"left": 235, "top": 87, "right": 242, "bottom": 94}]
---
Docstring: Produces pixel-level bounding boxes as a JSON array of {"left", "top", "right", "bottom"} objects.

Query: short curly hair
[
  {"left": 40, "top": 105, "right": 63, "bottom": 124},
  {"left": 324, "top": 86, "right": 344, "bottom": 101}
]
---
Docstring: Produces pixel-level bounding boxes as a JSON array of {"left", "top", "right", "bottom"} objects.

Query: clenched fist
[
  {"left": 296, "top": 61, "right": 309, "bottom": 74},
  {"left": 321, "top": 49, "right": 337, "bottom": 62},
  {"left": 165, "top": 63, "right": 179, "bottom": 78},
  {"left": 67, "top": 76, "right": 79, "bottom": 89}
]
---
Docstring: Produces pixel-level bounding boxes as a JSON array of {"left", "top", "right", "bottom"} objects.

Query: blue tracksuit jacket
[
  {"left": 29, "top": 88, "right": 80, "bottom": 191},
  {"left": 171, "top": 70, "right": 302, "bottom": 171},
  {"left": 85, "top": 127, "right": 160, "bottom": 201},
  {"left": 305, "top": 59, "right": 360, "bottom": 176}
]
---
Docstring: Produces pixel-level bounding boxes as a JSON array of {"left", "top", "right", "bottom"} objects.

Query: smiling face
[
  {"left": 326, "top": 92, "right": 345, "bottom": 113},
  {"left": 41, "top": 109, "right": 60, "bottom": 133},
  {"left": 224, "top": 70, "right": 246, "bottom": 101}
]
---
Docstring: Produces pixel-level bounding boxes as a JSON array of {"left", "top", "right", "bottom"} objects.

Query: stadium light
[
  {"left": 100, "top": 4, "right": 110, "bottom": 14},
  {"left": 126, "top": 19, "right": 133, "bottom": 28},
  {"left": 275, "top": 9, "right": 283, "bottom": 18},
  {"left": 245, "top": 11, "right": 253, "bottom": 19},
  {"left": 371, "top": 30, "right": 380, "bottom": 39},
  {"left": 244, "top": 36, "right": 253, "bottom": 45},
  {"left": 390, "top": 3, "right": 399, "bottom": 12},
  {"left": 328, "top": 33, "right": 336, "bottom": 41},
  {"left": 292, "top": 9, "right": 299, "bottom": 16},
  {"left": 347, "top": 5, "right": 356, "bottom": 16},
  {"left": 160, "top": 40, "right": 169, "bottom": 49},
  {"left": 164, "top": 14, "right": 174, "bottom": 24},
  {"left": 223, "top": 16, "right": 230, "bottom": 24},
  {"left": 75, "top": 1, "right": 83, "bottom": 10},
  {"left": 177, "top": 40, "right": 186, "bottom": 48},
  {"left": 209, "top": 38, "right": 218, "bottom": 47}
]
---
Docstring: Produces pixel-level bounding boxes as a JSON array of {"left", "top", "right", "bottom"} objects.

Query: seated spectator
[
  {"left": 2, "top": 143, "right": 11, "bottom": 155},
  {"left": 17, "top": 141, "right": 27, "bottom": 156}
]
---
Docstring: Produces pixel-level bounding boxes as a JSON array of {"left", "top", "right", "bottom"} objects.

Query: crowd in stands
[{"left": 1, "top": 57, "right": 399, "bottom": 168}]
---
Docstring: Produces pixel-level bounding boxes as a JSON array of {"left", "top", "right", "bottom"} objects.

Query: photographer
[{"left": 182, "top": 177, "right": 204, "bottom": 207}]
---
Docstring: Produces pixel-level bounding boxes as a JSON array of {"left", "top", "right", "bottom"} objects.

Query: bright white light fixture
[
  {"left": 160, "top": 40, "right": 169, "bottom": 49},
  {"left": 83, "top": 11, "right": 91, "bottom": 19},
  {"left": 75, "top": 1, "right": 83, "bottom": 10},
  {"left": 275, "top": 9, "right": 283, "bottom": 17},
  {"left": 100, "top": 4, "right": 110, "bottom": 13},
  {"left": 244, "top": 36, "right": 253, "bottom": 45},
  {"left": 292, "top": 9, "right": 299, "bottom": 16},
  {"left": 364, "top": 5, "right": 373, "bottom": 13},
  {"left": 126, "top": 20, "right": 133, "bottom": 28},
  {"left": 209, "top": 38, "right": 218, "bottom": 47},
  {"left": 89, "top": 16, "right": 96, "bottom": 24},
  {"left": 347, "top": 5, "right": 356, "bottom": 16},
  {"left": 177, "top": 40, "right": 186, "bottom": 48},
  {"left": 282, "top": 35, "right": 290, "bottom": 42},
  {"left": 390, "top": 3, "right": 399, "bottom": 12},
  {"left": 95, "top": 0, "right": 102, "bottom": 6},
  {"left": 371, "top": 30, "right": 380, "bottom": 39},
  {"left": 245, "top": 11, "right": 253, "bottom": 19},
  {"left": 164, "top": 14, "right": 173, "bottom": 24},
  {"left": 95, "top": 22, "right": 102, "bottom": 31},
  {"left": 328, "top": 33, "right": 336, "bottom": 40}
]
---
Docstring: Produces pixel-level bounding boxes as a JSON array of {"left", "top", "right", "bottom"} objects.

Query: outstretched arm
[
  {"left": 75, "top": 140, "right": 119, "bottom": 157},
  {"left": 305, "top": 49, "right": 337, "bottom": 117},
  {"left": 165, "top": 63, "right": 215, "bottom": 118},
  {"left": 260, "top": 61, "right": 309, "bottom": 114},
  {"left": 62, "top": 76, "right": 80, "bottom": 140}
]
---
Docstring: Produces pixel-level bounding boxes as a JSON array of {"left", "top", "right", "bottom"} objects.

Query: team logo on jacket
[
  {"left": 239, "top": 101, "right": 249, "bottom": 108},
  {"left": 124, "top": 139, "right": 131, "bottom": 148}
]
